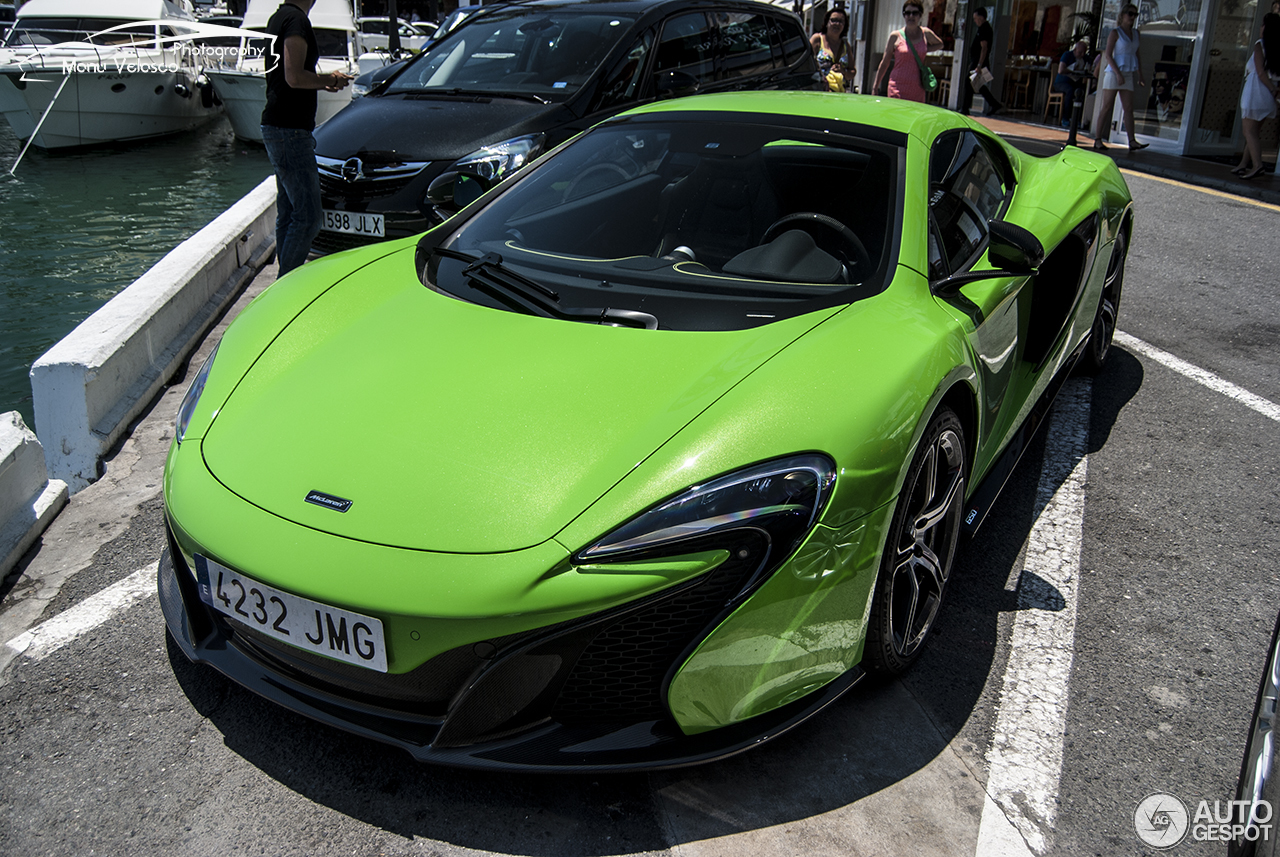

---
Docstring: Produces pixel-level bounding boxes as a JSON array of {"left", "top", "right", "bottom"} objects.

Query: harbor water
[{"left": 0, "top": 117, "right": 272, "bottom": 431}]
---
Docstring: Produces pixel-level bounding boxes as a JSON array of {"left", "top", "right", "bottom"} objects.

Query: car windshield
[
  {"left": 384, "top": 9, "right": 634, "bottom": 100},
  {"left": 427, "top": 117, "right": 902, "bottom": 331}
]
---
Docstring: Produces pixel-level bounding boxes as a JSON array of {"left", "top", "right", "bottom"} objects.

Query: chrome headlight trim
[
  {"left": 578, "top": 454, "right": 837, "bottom": 562},
  {"left": 451, "top": 133, "right": 546, "bottom": 184}
]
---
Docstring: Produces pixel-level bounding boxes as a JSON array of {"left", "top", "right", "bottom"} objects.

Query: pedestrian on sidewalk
[
  {"left": 261, "top": 0, "right": 352, "bottom": 276},
  {"left": 872, "top": 2, "right": 943, "bottom": 102},
  {"left": 961, "top": 7, "right": 1003, "bottom": 115},
  {"left": 1232, "top": 13, "right": 1280, "bottom": 180},
  {"left": 1092, "top": 4, "right": 1148, "bottom": 151},
  {"left": 811, "top": 8, "right": 854, "bottom": 92}
]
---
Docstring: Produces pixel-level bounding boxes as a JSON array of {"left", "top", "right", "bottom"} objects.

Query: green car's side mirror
[{"left": 933, "top": 220, "right": 1045, "bottom": 296}]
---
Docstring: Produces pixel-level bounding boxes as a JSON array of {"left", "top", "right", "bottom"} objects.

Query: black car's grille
[
  {"left": 315, "top": 156, "right": 430, "bottom": 200},
  {"left": 319, "top": 173, "right": 415, "bottom": 199},
  {"left": 311, "top": 229, "right": 377, "bottom": 255}
]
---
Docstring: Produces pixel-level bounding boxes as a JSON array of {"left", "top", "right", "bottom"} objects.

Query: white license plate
[
  {"left": 194, "top": 555, "right": 388, "bottom": 672},
  {"left": 321, "top": 208, "right": 384, "bottom": 237}
]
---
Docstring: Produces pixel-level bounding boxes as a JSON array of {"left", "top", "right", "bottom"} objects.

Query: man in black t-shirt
[
  {"left": 260, "top": 0, "right": 351, "bottom": 275},
  {"left": 960, "top": 7, "right": 1003, "bottom": 116}
]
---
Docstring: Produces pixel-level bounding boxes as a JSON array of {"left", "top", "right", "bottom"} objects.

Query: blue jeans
[{"left": 261, "top": 125, "right": 322, "bottom": 276}]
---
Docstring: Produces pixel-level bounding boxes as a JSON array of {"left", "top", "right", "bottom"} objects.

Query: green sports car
[{"left": 160, "top": 91, "right": 1133, "bottom": 771}]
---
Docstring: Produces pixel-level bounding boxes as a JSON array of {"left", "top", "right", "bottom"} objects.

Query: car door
[{"left": 926, "top": 129, "right": 1031, "bottom": 470}]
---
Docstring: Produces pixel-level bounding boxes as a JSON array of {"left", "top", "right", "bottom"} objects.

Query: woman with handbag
[
  {"left": 811, "top": 8, "right": 854, "bottom": 92},
  {"left": 873, "top": 3, "right": 944, "bottom": 102}
]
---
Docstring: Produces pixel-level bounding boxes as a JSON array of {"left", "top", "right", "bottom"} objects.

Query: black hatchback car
[{"left": 312, "top": 0, "right": 820, "bottom": 254}]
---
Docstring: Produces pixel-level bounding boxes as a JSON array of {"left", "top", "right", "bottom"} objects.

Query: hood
[
  {"left": 314, "top": 92, "right": 565, "bottom": 162},
  {"left": 201, "top": 246, "right": 829, "bottom": 554}
]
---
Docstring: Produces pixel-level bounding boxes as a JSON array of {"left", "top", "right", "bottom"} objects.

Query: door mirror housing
[
  {"left": 425, "top": 170, "right": 493, "bottom": 218},
  {"left": 655, "top": 69, "right": 699, "bottom": 98},
  {"left": 932, "top": 220, "right": 1045, "bottom": 296}
]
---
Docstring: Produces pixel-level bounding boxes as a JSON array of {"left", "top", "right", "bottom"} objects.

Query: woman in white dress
[
  {"left": 1233, "top": 13, "right": 1280, "bottom": 179},
  {"left": 1092, "top": 4, "right": 1149, "bottom": 151}
]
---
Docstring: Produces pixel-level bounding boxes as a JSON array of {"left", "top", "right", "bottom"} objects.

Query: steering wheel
[
  {"left": 563, "top": 163, "right": 631, "bottom": 201},
  {"left": 761, "top": 212, "right": 872, "bottom": 276}
]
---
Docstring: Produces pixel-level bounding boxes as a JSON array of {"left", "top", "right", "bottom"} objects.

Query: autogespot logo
[
  {"left": 1134, "top": 792, "right": 1275, "bottom": 848},
  {"left": 1134, "top": 794, "right": 1190, "bottom": 848}
]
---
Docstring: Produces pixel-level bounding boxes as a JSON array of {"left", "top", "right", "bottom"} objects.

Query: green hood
[{"left": 202, "top": 248, "right": 832, "bottom": 553}]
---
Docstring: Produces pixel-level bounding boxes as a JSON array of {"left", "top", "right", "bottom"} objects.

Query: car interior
[{"left": 490, "top": 133, "right": 894, "bottom": 286}]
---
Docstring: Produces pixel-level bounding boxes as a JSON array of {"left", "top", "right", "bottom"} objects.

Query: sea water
[{"left": 0, "top": 117, "right": 271, "bottom": 430}]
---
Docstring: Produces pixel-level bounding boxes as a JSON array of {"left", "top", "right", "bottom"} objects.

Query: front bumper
[
  {"left": 313, "top": 158, "right": 448, "bottom": 256},
  {"left": 159, "top": 520, "right": 862, "bottom": 772}
]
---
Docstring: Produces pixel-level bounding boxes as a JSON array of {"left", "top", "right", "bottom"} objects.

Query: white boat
[
  {"left": 0, "top": 0, "right": 223, "bottom": 149},
  {"left": 205, "top": 0, "right": 361, "bottom": 144}
]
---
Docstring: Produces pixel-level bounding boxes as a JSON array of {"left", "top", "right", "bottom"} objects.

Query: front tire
[{"left": 864, "top": 407, "right": 967, "bottom": 676}]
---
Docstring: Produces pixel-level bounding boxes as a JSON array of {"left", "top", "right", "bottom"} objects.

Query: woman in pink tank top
[{"left": 873, "top": 2, "right": 944, "bottom": 101}]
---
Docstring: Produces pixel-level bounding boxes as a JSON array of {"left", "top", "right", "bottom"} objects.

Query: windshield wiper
[
  {"left": 404, "top": 87, "right": 549, "bottom": 104},
  {"left": 432, "top": 248, "right": 658, "bottom": 329}
]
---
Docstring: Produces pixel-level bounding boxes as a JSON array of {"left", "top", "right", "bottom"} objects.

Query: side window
[
  {"left": 654, "top": 12, "right": 715, "bottom": 83},
  {"left": 928, "top": 131, "right": 1009, "bottom": 274},
  {"left": 770, "top": 15, "right": 810, "bottom": 68},
  {"left": 594, "top": 30, "right": 654, "bottom": 110},
  {"left": 714, "top": 11, "right": 777, "bottom": 80}
]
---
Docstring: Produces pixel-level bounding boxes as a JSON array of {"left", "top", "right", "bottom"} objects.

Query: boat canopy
[
  {"left": 242, "top": 0, "right": 356, "bottom": 32},
  {"left": 15, "top": 0, "right": 198, "bottom": 22}
]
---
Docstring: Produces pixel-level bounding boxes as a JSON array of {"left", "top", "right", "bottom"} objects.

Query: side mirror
[
  {"left": 987, "top": 220, "right": 1045, "bottom": 273},
  {"left": 933, "top": 220, "right": 1045, "bottom": 296},
  {"left": 425, "top": 170, "right": 493, "bottom": 216},
  {"left": 656, "top": 69, "right": 699, "bottom": 98}
]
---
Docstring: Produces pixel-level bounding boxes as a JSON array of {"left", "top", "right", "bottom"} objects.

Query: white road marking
[
  {"left": 4, "top": 562, "right": 157, "bottom": 662},
  {"left": 976, "top": 378, "right": 1092, "bottom": 856},
  {"left": 1116, "top": 331, "right": 1280, "bottom": 423}
]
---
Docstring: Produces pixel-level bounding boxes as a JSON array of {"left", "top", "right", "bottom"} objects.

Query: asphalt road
[{"left": 1, "top": 171, "right": 1277, "bottom": 857}]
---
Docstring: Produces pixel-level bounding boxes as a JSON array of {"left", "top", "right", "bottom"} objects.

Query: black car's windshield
[
  {"left": 384, "top": 9, "right": 634, "bottom": 100},
  {"left": 428, "top": 116, "right": 901, "bottom": 331}
]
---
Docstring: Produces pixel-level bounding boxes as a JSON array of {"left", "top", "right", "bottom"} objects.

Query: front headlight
[
  {"left": 578, "top": 455, "right": 836, "bottom": 565},
  {"left": 451, "top": 133, "right": 546, "bottom": 184},
  {"left": 174, "top": 343, "right": 218, "bottom": 444}
]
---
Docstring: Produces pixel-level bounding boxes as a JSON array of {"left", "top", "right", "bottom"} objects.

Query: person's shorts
[{"left": 1101, "top": 67, "right": 1135, "bottom": 91}]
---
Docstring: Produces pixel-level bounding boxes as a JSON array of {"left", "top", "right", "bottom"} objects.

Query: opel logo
[{"left": 340, "top": 157, "right": 364, "bottom": 183}]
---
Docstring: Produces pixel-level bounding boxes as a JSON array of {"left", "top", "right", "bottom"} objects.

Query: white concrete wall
[
  {"left": 0, "top": 411, "right": 68, "bottom": 578},
  {"left": 31, "top": 177, "right": 277, "bottom": 494}
]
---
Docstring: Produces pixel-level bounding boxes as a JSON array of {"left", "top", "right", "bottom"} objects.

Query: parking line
[
  {"left": 1115, "top": 331, "right": 1280, "bottom": 423},
  {"left": 976, "top": 378, "right": 1092, "bottom": 856},
  {"left": 1119, "top": 170, "right": 1280, "bottom": 214},
  {"left": 4, "top": 562, "right": 157, "bottom": 662}
]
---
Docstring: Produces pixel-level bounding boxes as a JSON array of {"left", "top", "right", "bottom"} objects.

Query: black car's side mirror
[
  {"left": 933, "top": 220, "right": 1045, "bottom": 296},
  {"left": 656, "top": 70, "right": 699, "bottom": 98},
  {"left": 425, "top": 170, "right": 493, "bottom": 217}
]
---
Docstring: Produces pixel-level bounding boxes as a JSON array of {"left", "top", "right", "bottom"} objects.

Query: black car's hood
[{"left": 314, "top": 93, "right": 570, "bottom": 161}]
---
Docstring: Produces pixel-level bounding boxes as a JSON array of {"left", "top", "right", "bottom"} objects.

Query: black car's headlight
[
  {"left": 578, "top": 455, "right": 837, "bottom": 568},
  {"left": 450, "top": 133, "right": 546, "bottom": 184},
  {"left": 174, "top": 343, "right": 218, "bottom": 444}
]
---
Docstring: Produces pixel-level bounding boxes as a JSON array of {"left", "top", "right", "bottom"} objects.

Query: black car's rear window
[{"left": 425, "top": 115, "right": 903, "bottom": 331}]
